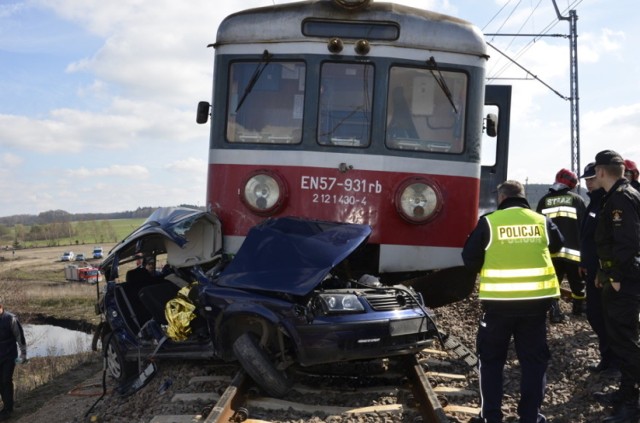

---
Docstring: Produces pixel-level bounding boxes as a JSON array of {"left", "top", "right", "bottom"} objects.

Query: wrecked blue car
[{"left": 95, "top": 207, "right": 438, "bottom": 397}]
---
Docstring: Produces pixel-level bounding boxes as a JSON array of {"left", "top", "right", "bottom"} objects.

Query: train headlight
[
  {"left": 318, "top": 293, "right": 365, "bottom": 314},
  {"left": 331, "top": 0, "right": 372, "bottom": 11},
  {"left": 395, "top": 178, "right": 441, "bottom": 224},
  {"left": 240, "top": 170, "right": 287, "bottom": 216}
]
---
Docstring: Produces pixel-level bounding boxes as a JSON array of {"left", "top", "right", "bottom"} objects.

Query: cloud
[
  {"left": 66, "top": 164, "right": 150, "bottom": 178},
  {"left": 581, "top": 102, "right": 640, "bottom": 160},
  {"left": 1, "top": 152, "right": 23, "bottom": 168},
  {"left": 580, "top": 28, "right": 625, "bottom": 63},
  {"left": 165, "top": 157, "right": 207, "bottom": 174},
  {"left": 0, "top": 99, "right": 206, "bottom": 154}
]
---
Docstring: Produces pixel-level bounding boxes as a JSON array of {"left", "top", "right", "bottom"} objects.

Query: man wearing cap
[
  {"left": 0, "top": 299, "right": 27, "bottom": 421},
  {"left": 593, "top": 149, "right": 640, "bottom": 422},
  {"left": 536, "top": 168, "right": 587, "bottom": 321},
  {"left": 578, "top": 162, "right": 619, "bottom": 375},
  {"left": 624, "top": 159, "right": 640, "bottom": 190},
  {"left": 463, "top": 180, "right": 564, "bottom": 423}
]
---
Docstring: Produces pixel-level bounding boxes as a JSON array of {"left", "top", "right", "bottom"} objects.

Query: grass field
[{"left": 1, "top": 217, "right": 146, "bottom": 249}]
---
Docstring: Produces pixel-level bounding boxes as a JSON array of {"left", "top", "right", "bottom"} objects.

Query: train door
[{"left": 480, "top": 85, "right": 512, "bottom": 213}]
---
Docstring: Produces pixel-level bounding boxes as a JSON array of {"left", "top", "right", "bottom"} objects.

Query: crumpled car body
[{"left": 95, "top": 207, "right": 438, "bottom": 396}]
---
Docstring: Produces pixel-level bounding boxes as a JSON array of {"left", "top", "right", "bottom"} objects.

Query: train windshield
[
  {"left": 318, "top": 62, "right": 374, "bottom": 147},
  {"left": 386, "top": 66, "right": 467, "bottom": 153},
  {"left": 226, "top": 61, "right": 305, "bottom": 144}
]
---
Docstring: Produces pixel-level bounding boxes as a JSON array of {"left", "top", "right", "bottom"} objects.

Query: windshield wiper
[
  {"left": 235, "top": 49, "right": 273, "bottom": 113},
  {"left": 426, "top": 56, "right": 458, "bottom": 114}
]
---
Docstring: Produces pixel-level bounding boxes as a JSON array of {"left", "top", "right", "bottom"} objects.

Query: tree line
[
  {"left": 0, "top": 206, "right": 160, "bottom": 226},
  {"left": 0, "top": 204, "right": 204, "bottom": 249},
  {"left": 11, "top": 220, "right": 118, "bottom": 246}
]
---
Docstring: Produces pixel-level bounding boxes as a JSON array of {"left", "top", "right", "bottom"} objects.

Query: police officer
[
  {"left": 624, "top": 159, "right": 640, "bottom": 190},
  {"left": 462, "top": 180, "right": 564, "bottom": 423},
  {"left": 593, "top": 150, "right": 640, "bottom": 423},
  {"left": 0, "top": 298, "right": 27, "bottom": 422},
  {"left": 536, "top": 168, "right": 587, "bottom": 322},
  {"left": 578, "top": 162, "right": 619, "bottom": 374}
]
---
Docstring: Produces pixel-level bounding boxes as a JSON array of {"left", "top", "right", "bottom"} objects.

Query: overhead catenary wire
[
  {"left": 485, "top": 0, "right": 584, "bottom": 82},
  {"left": 486, "top": 41, "right": 569, "bottom": 101}
]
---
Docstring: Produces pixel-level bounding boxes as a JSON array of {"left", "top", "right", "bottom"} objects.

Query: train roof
[{"left": 215, "top": 0, "right": 487, "bottom": 58}]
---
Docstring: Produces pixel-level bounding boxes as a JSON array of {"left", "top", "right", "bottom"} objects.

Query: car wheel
[
  {"left": 232, "top": 332, "right": 291, "bottom": 397},
  {"left": 104, "top": 335, "right": 136, "bottom": 382}
]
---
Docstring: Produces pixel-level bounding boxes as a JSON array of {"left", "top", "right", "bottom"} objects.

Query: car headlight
[
  {"left": 318, "top": 293, "right": 365, "bottom": 314},
  {"left": 395, "top": 177, "right": 441, "bottom": 224},
  {"left": 240, "top": 170, "right": 287, "bottom": 216}
]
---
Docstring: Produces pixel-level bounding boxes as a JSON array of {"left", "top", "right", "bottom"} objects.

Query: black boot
[
  {"left": 595, "top": 390, "right": 624, "bottom": 406},
  {"left": 549, "top": 299, "right": 566, "bottom": 324},
  {"left": 602, "top": 402, "right": 640, "bottom": 423},
  {"left": 572, "top": 298, "right": 586, "bottom": 316}
]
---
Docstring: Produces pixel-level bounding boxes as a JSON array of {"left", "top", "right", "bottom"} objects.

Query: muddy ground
[{"left": 1, "top": 244, "right": 113, "bottom": 422}]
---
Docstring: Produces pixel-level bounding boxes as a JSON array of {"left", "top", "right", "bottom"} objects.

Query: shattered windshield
[
  {"left": 226, "top": 61, "right": 305, "bottom": 144},
  {"left": 385, "top": 66, "right": 467, "bottom": 153},
  {"left": 317, "top": 62, "right": 373, "bottom": 147}
]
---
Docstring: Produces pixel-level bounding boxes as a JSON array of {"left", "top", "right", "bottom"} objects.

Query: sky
[{"left": 1, "top": 0, "right": 638, "bottom": 217}]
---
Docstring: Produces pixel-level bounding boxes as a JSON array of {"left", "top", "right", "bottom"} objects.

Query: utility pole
[{"left": 552, "top": 0, "right": 581, "bottom": 178}]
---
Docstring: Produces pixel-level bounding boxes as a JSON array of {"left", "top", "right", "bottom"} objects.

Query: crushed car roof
[
  {"left": 101, "top": 207, "right": 221, "bottom": 273},
  {"left": 216, "top": 217, "right": 372, "bottom": 296}
]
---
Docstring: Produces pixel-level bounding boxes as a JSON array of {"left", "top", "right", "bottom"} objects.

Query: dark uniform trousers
[
  {"left": 585, "top": 269, "right": 615, "bottom": 365},
  {"left": 552, "top": 259, "right": 584, "bottom": 299},
  {"left": 477, "top": 312, "right": 549, "bottom": 423},
  {"left": 0, "top": 313, "right": 19, "bottom": 414},
  {"left": 602, "top": 282, "right": 640, "bottom": 401}
]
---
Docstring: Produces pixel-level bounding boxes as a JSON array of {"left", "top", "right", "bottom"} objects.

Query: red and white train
[{"left": 197, "top": 0, "right": 511, "bottom": 306}]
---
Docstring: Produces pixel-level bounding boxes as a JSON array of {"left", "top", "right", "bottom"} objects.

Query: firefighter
[
  {"left": 536, "top": 168, "right": 587, "bottom": 322},
  {"left": 624, "top": 159, "right": 640, "bottom": 190},
  {"left": 462, "top": 180, "right": 564, "bottom": 423},
  {"left": 593, "top": 150, "right": 640, "bottom": 422}
]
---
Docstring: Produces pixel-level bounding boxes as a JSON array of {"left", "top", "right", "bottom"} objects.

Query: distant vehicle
[
  {"left": 95, "top": 207, "right": 437, "bottom": 397},
  {"left": 75, "top": 253, "right": 86, "bottom": 261},
  {"left": 93, "top": 247, "right": 104, "bottom": 259},
  {"left": 61, "top": 251, "right": 75, "bottom": 262},
  {"left": 65, "top": 264, "right": 102, "bottom": 283}
]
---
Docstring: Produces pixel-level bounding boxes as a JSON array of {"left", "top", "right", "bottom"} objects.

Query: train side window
[
  {"left": 226, "top": 61, "right": 305, "bottom": 144},
  {"left": 317, "top": 62, "right": 373, "bottom": 147},
  {"left": 386, "top": 66, "right": 466, "bottom": 153}
]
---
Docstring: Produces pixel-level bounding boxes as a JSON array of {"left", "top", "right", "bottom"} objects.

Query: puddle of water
[{"left": 23, "top": 324, "right": 94, "bottom": 357}]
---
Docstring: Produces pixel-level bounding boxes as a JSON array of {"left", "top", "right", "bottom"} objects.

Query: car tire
[
  {"left": 232, "top": 332, "right": 291, "bottom": 397},
  {"left": 104, "top": 335, "right": 136, "bottom": 382}
]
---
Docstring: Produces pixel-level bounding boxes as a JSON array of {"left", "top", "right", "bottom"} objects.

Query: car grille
[{"left": 365, "top": 292, "right": 420, "bottom": 311}]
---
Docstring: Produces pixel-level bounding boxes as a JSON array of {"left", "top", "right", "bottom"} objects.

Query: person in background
[
  {"left": 578, "top": 162, "right": 619, "bottom": 375},
  {"left": 624, "top": 159, "right": 640, "bottom": 190},
  {"left": 593, "top": 150, "right": 640, "bottom": 423},
  {"left": 462, "top": 180, "right": 564, "bottom": 423},
  {"left": 536, "top": 168, "right": 587, "bottom": 322},
  {"left": 0, "top": 298, "right": 27, "bottom": 422},
  {"left": 127, "top": 256, "right": 162, "bottom": 286}
]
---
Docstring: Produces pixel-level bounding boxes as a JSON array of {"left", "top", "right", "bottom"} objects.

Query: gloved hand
[{"left": 15, "top": 353, "right": 27, "bottom": 364}]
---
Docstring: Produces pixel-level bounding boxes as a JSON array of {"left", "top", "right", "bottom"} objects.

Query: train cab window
[
  {"left": 318, "top": 62, "right": 373, "bottom": 147},
  {"left": 385, "top": 67, "right": 466, "bottom": 153},
  {"left": 226, "top": 61, "right": 305, "bottom": 144}
]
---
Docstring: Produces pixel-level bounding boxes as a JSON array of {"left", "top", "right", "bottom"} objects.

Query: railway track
[{"left": 141, "top": 334, "right": 480, "bottom": 423}]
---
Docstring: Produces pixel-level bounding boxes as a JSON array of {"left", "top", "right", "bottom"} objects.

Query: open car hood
[
  {"left": 101, "top": 207, "right": 222, "bottom": 275},
  {"left": 216, "top": 217, "right": 372, "bottom": 296}
]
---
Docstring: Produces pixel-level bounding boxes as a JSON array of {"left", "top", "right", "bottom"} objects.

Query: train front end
[{"left": 199, "top": 0, "right": 508, "bottom": 306}]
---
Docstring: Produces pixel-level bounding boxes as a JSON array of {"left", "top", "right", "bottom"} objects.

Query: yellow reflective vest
[{"left": 479, "top": 208, "right": 560, "bottom": 301}]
